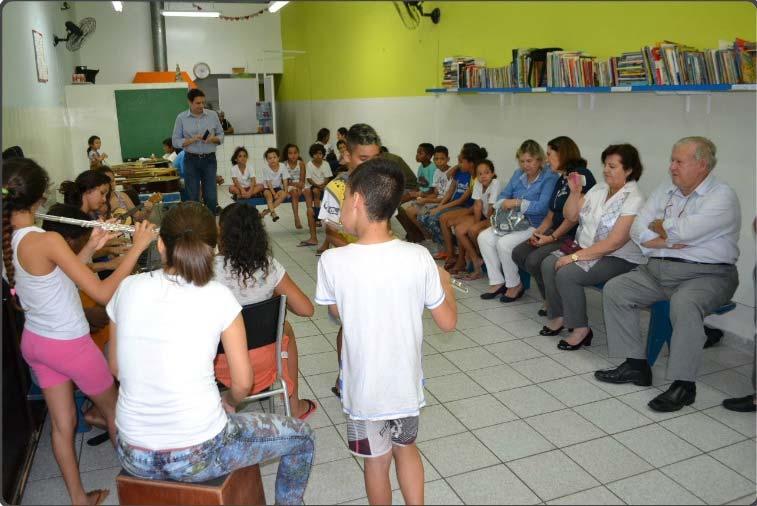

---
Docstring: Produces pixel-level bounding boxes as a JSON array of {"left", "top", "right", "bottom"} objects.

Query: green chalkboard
[{"left": 114, "top": 88, "right": 187, "bottom": 161}]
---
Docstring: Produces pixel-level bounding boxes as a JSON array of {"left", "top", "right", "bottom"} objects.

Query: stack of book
[
  {"left": 442, "top": 56, "right": 486, "bottom": 88},
  {"left": 486, "top": 65, "right": 514, "bottom": 88},
  {"left": 546, "top": 51, "right": 596, "bottom": 87},
  {"left": 615, "top": 52, "right": 648, "bottom": 86}
]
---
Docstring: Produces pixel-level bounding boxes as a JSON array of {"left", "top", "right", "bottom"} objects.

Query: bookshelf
[{"left": 426, "top": 84, "right": 757, "bottom": 95}]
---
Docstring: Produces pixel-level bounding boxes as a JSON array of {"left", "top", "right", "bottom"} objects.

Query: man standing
[
  {"left": 595, "top": 137, "right": 740, "bottom": 412},
  {"left": 172, "top": 88, "right": 224, "bottom": 213}
]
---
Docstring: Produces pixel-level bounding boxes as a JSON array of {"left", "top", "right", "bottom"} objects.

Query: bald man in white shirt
[{"left": 595, "top": 137, "right": 740, "bottom": 413}]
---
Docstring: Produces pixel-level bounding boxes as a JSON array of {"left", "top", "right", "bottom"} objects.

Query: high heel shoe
[
  {"left": 539, "top": 325, "right": 564, "bottom": 336},
  {"left": 557, "top": 330, "right": 593, "bottom": 351}
]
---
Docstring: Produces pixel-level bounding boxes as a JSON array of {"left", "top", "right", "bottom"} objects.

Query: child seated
[
  {"left": 399, "top": 144, "right": 446, "bottom": 242},
  {"left": 315, "top": 157, "right": 457, "bottom": 505},
  {"left": 298, "top": 143, "right": 332, "bottom": 247},
  {"left": 283, "top": 144, "right": 306, "bottom": 229},
  {"left": 228, "top": 147, "right": 263, "bottom": 201},
  {"left": 259, "top": 147, "right": 291, "bottom": 222},
  {"left": 162, "top": 138, "right": 178, "bottom": 164},
  {"left": 214, "top": 203, "right": 317, "bottom": 420}
]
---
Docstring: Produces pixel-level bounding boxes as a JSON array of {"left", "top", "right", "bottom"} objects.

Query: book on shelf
[{"left": 439, "top": 38, "right": 756, "bottom": 90}]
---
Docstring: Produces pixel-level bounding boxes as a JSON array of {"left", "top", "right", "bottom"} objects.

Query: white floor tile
[
  {"left": 485, "top": 340, "right": 543, "bottom": 364},
  {"left": 424, "top": 373, "right": 486, "bottom": 403},
  {"left": 424, "top": 331, "right": 479, "bottom": 352},
  {"left": 466, "top": 364, "right": 532, "bottom": 393},
  {"left": 298, "top": 351, "right": 339, "bottom": 376},
  {"left": 445, "top": 394, "right": 518, "bottom": 430},
  {"left": 474, "top": 420, "right": 554, "bottom": 462},
  {"left": 461, "top": 324, "right": 519, "bottom": 345},
  {"left": 303, "top": 458, "right": 366, "bottom": 505},
  {"left": 661, "top": 454, "right": 755, "bottom": 504},
  {"left": 423, "top": 353, "right": 462, "bottom": 378},
  {"left": 499, "top": 318, "right": 549, "bottom": 339},
  {"left": 443, "top": 347, "right": 502, "bottom": 371},
  {"left": 573, "top": 398, "right": 654, "bottom": 434},
  {"left": 525, "top": 409, "right": 605, "bottom": 448},
  {"left": 607, "top": 469, "right": 704, "bottom": 505},
  {"left": 709, "top": 440, "right": 757, "bottom": 482},
  {"left": 447, "top": 464, "right": 540, "bottom": 504},
  {"left": 508, "top": 449, "right": 599, "bottom": 501},
  {"left": 702, "top": 405, "right": 757, "bottom": 438},
  {"left": 546, "top": 486, "right": 624, "bottom": 505},
  {"left": 494, "top": 385, "right": 566, "bottom": 418},
  {"left": 660, "top": 412, "right": 746, "bottom": 452},
  {"left": 613, "top": 424, "right": 701, "bottom": 468},
  {"left": 295, "top": 334, "right": 334, "bottom": 356},
  {"left": 539, "top": 376, "right": 612, "bottom": 408},
  {"left": 416, "top": 404, "right": 467, "bottom": 443},
  {"left": 418, "top": 432, "right": 499, "bottom": 477},
  {"left": 511, "top": 356, "right": 574, "bottom": 383},
  {"left": 563, "top": 436, "right": 653, "bottom": 483}
]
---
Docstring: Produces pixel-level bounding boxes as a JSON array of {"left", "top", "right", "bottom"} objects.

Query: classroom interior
[{"left": 2, "top": 1, "right": 756, "bottom": 505}]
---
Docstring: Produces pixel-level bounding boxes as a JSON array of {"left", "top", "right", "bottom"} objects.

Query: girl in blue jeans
[{"left": 106, "top": 202, "right": 314, "bottom": 504}]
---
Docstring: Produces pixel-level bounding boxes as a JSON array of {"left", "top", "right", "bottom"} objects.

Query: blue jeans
[
  {"left": 184, "top": 153, "right": 218, "bottom": 212},
  {"left": 116, "top": 413, "right": 315, "bottom": 505},
  {"left": 418, "top": 206, "right": 462, "bottom": 244}
]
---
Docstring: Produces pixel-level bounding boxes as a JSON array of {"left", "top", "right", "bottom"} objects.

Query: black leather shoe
[
  {"left": 648, "top": 382, "right": 696, "bottom": 412},
  {"left": 594, "top": 362, "right": 652, "bottom": 386},
  {"left": 537, "top": 309, "right": 548, "bottom": 317},
  {"left": 481, "top": 285, "right": 507, "bottom": 300},
  {"left": 540, "top": 325, "right": 564, "bottom": 336},
  {"left": 722, "top": 394, "right": 756, "bottom": 412},
  {"left": 500, "top": 288, "right": 525, "bottom": 303},
  {"left": 557, "top": 330, "right": 593, "bottom": 350}
]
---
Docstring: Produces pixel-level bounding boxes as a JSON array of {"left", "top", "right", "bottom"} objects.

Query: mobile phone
[{"left": 202, "top": 129, "right": 210, "bottom": 140}]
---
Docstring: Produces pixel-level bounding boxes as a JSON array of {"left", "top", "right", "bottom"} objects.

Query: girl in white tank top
[{"left": 3, "top": 160, "right": 156, "bottom": 506}]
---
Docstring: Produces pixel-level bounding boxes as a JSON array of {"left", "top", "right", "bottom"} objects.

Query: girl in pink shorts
[{"left": 3, "top": 160, "right": 155, "bottom": 506}]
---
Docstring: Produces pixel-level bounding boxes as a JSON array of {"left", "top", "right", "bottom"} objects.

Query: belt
[
  {"left": 650, "top": 257, "right": 732, "bottom": 267},
  {"left": 184, "top": 152, "right": 216, "bottom": 158}
]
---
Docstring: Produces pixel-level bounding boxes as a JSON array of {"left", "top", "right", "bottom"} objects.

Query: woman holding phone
[
  {"left": 539, "top": 144, "right": 646, "bottom": 348},
  {"left": 510, "top": 136, "right": 596, "bottom": 306}
]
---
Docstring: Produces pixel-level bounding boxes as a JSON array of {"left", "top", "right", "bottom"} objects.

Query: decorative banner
[
  {"left": 191, "top": 3, "right": 268, "bottom": 21},
  {"left": 32, "top": 30, "right": 48, "bottom": 82}
]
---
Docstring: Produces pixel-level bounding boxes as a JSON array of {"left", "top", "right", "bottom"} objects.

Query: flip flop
[
  {"left": 298, "top": 240, "right": 318, "bottom": 247},
  {"left": 87, "top": 489, "right": 110, "bottom": 506},
  {"left": 297, "top": 399, "right": 318, "bottom": 420},
  {"left": 86, "top": 431, "right": 110, "bottom": 447},
  {"left": 432, "top": 251, "right": 448, "bottom": 260}
]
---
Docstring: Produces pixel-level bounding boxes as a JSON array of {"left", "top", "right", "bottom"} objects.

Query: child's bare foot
[
  {"left": 294, "top": 399, "right": 317, "bottom": 420},
  {"left": 261, "top": 209, "right": 271, "bottom": 217}
]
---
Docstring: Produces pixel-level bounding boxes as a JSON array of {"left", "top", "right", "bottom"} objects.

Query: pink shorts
[{"left": 21, "top": 328, "right": 114, "bottom": 396}]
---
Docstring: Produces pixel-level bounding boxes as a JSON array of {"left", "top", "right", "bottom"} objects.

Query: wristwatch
[{"left": 571, "top": 253, "right": 579, "bottom": 262}]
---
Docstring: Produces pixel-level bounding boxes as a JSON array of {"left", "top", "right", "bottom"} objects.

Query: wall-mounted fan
[{"left": 53, "top": 18, "right": 96, "bottom": 51}]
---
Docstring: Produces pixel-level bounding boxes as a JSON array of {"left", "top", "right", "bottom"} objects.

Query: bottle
[{"left": 175, "top": 64, "right": 182, "bottom": 82}]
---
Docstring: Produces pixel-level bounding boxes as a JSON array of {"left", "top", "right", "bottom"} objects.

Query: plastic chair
[{"left": 217, "top": 295, "right": 291, "bottom": 416}]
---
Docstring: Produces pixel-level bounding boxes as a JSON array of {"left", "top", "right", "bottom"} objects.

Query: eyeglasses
[{"left": 663, "top": 193, "right": 691, "bottom": 220}]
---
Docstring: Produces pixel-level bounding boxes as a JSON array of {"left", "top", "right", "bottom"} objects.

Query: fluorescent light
[
  {"left": 268, "top": 1, "right": 289, "bottom": 13},
  {"left": 161, "top": 10, "right": 220, "bottom": 17},
  {"left": 112, "top": 1, "right": 123, "bottom": 12}
]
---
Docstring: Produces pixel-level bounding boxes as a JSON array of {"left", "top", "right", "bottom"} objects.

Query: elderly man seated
[{"left": 594, "top": 136, "right": 740, "bottom": 412}]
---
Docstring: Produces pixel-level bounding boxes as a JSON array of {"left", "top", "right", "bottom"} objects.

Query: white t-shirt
[
  {"left": 10, "top": 227, "right": 89, "bottom": 340},
  {"left": 315, "top": 239, "right": 445, "bottom": 421},
  {"left": 434, "top": 169, "right": 452, "bottom": 196},
  {"left": 163, "top": 151, "right": 177, "bottom": 163},
  {"left": 577, "top": 181, "right": 646, "bottom": 265},
  {"left": 471, "top": 178, "right": 501, "bottom": 216},
  {"left": 285, "top": 160, "right": 304, "bottom": 183},
  {"left": 231, "top": 164, "right": 254, "bottom": 189},
  {"left": 214, "top": 255, "right": 285, "bottom": 306},
  {"left": 305, "top": 160, "right": 332, "bottom": 188},
  {"left": 106, "top": 270, "right": 241, "bottom": 450},
  {"left": 259, "top": 164, "right": 291, "bottom": 189}
]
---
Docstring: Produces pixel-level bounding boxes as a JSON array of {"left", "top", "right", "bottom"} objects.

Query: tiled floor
[{"left": 21, "top": 197, "right": 757, "bottom": 505}]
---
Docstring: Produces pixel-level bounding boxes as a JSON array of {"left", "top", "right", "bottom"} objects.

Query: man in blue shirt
[{"left": 172, "top": 88, "right": 224, "bottom": 213}]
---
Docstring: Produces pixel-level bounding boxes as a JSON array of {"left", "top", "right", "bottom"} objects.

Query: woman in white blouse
[{"left": 540, "top": 144, "right": 646, "bottom": 350}]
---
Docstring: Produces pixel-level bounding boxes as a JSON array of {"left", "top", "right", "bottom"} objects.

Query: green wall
[{"left": 279, "top": 1, "right": 757, "bottom": 101}]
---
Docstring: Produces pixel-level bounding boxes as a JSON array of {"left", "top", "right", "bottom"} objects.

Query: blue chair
[
  {"left": 646, "top": 300, "right": 736, "bottom": 366},
  {"left": 27, "top": 382, "right": 91, "bottom": 433},
  {"left": 519, "top": 270, "right": 531, "bottom": 290},
  {"left": 234, "top": 195, "right": 306, "bottom": 207}
]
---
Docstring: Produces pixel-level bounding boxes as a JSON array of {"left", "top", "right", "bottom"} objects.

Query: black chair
[{"left": 217, "top": 295, "right": 290, "bottom": 416}]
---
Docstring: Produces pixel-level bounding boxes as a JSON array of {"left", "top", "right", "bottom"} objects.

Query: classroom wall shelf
[{"left": 426, "top": 84, "right": 757, "bottom": 94}]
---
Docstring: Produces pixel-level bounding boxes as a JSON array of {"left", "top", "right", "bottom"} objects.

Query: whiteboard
[{"left": 218, "top": 78, "right": 259, "bottom": 134}]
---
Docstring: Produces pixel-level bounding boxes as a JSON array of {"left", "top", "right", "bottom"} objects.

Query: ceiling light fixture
[
  {"left": 268, "top": 1, "right": 290, "bottom": 14},
  {"left": 161, "top": 10, "right": 220, "bottom": 18},
  {"left": 112, "top": 1, "right": 123, "bottom": 12}
]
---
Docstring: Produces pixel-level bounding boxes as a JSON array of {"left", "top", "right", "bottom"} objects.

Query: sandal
[
  {"left": 297, "top": 399, "right": 318, "bottom": 420},
  {"left": 432, "top": 251, "right": 448, "bottom": 260},
  {"left": 271, "top": 213, "right": 280, "bottom": 222},
  {"left": 298, "top": 240, "right": 318, "bottom": 247},
  {"left": 87, "top": 489, "right": 110, "bottom": 506}
]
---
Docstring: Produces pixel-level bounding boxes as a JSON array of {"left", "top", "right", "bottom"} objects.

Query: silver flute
[
  {"left": 35, "top": 213, "right": 159, "bottom": 234},
  {"left": 450, "top": 278, "right": 469, "bottom": 294}
]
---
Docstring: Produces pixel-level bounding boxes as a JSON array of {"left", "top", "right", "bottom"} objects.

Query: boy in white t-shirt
[
  {"left": 315, "top": 157, "right": 458, "bottom": 505},
  {"left": 259, "top": 147, "right": 291, "bottom": 222},
  {"left": 298, "top": 143, "right": 332, "bottom": 247}
]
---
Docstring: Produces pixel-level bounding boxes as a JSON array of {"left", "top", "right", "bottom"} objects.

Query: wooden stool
[{"left": 116, "top": 465, "right": 265, "bottom": 505}]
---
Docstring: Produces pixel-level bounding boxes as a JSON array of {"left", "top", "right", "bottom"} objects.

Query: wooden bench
[
  {"left": 116, "top": 465, "right": 265, "bottom": 506},
  {"left": 519, "top": 272, "right": 735, "bottom": 366}
]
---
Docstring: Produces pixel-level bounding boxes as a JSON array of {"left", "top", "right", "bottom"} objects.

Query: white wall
[
  {"left": 278, "top": 92, "right": 757, "bottom": 310},
  {"left": 69, "top": 1, "right": 283, "bottom": 85},
  {"left": 166, "top": 2, "right": 283, "bottom": 76},
  {"left": 64, "top": 82, "right": 188, "bottom": 173},
  {"left": 73, "top": 1, "right": 152, "bottom": 85},
  {"left": 2, "top": 0, "right": 80, "bottom": 186}
]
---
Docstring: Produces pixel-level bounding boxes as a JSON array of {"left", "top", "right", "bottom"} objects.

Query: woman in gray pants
[{"left": 539, "top": 144, "right": 646, "bottom": 350}]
